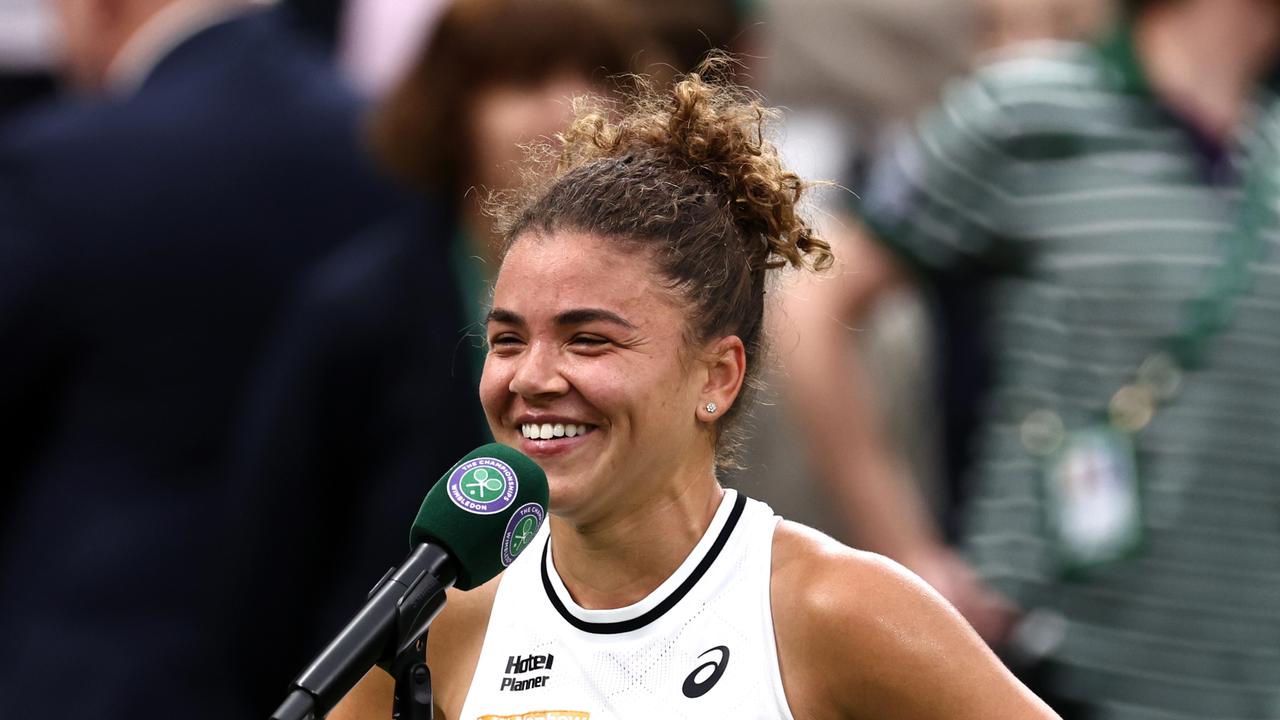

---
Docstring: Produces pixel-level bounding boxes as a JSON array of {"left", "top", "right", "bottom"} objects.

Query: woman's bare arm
[{"left": 771, "top": 521, "right": 1058, "bottom": 720}]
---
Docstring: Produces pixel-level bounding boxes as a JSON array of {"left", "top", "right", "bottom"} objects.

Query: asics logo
[{"left": 681, "top": 645, "right": 729, "bottom": 699}]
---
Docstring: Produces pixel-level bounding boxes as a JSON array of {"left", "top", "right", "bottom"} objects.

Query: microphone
[{"left": 269, "top": 444, "right": 549, "bottom": 720}]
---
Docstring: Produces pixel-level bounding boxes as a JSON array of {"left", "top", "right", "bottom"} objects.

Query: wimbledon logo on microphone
[
  {"left": 447, "top": 457, "right": 519, "bottom": 515},
  {"left": 501, "top": 502, "right": 546, "bottom": 566}
]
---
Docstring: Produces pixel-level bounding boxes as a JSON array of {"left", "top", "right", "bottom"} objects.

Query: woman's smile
[{"left": 516, "top": 415, "right": 600, "bottom": 458}]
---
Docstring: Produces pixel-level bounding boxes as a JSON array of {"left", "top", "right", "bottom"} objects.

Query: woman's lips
[{"left": 519, "top": 421, "right": 594, "bottom": 440}]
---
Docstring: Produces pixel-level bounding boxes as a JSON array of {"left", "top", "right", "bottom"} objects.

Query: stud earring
[{"left": 704, "top": 402, "right": 718, "bottom": 414}]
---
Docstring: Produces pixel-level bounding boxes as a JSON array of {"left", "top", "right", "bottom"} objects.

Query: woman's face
[{"left": 480, "top": 231, "right": 712, "bottom": 524}]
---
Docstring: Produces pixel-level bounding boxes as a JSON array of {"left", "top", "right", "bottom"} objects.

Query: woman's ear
[{"left": 697, "top": 335, "right": 746, "bottom": 422}]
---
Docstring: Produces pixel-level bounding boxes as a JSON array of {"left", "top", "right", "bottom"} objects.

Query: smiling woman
[
  {"left": 483, "top": 229, "right": 731, "bottom": 526},
  {"left": 330, "top": 60, "right": 1060, "bottom": 720}
]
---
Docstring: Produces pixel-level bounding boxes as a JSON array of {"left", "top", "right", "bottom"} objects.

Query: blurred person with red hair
[{"left": 370, "top": 0, "right": 660, "bottom": 373}]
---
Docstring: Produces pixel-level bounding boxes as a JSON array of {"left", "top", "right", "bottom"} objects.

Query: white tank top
[{"left": 455, "top": 489, "right": 795, "bottom": 720}]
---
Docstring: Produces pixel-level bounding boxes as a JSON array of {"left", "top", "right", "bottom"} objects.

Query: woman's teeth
[{"left": 521, "top": 423, "right": 591, "bottom": 440}]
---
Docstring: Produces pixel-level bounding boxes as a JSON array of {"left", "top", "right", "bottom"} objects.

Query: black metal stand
[
  {"left": 391, "top": 635, "right": 433, "bottom": 720},
  {"left": 269, "top": 544, "right": 455, "bottom": 720}
]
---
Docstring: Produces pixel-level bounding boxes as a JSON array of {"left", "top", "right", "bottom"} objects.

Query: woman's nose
[{"left": 508, "top": 340, "right": 570, "bottom": 399}]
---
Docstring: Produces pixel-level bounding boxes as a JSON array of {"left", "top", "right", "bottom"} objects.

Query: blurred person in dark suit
[
  {"left": 0, "top": 0, "right": 399, "bottom": 716},
  {"left": 228, "top": 197, "right": 482, "bottom": 713},
  {"left": 783, "top": 0, "right": 1280, "bottom": 717}
]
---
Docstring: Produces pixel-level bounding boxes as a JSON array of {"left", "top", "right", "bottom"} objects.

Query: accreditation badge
[{"left": 1043, "top": 426, "right": 1143, "bottom": 573}]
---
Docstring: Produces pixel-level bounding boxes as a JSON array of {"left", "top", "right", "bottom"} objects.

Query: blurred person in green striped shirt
[{"left": 782, "top": 0, "right": 1280, "bottom": 717}]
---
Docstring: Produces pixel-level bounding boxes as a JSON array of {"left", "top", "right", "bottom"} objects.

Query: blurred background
[{"left": 2, "top": 0, "right": 1278, "bottom": 718}]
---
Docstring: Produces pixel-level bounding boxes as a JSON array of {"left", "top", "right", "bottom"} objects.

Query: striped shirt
[{"left": 860, "top": 32, "right": 1280, "bottom": 719}]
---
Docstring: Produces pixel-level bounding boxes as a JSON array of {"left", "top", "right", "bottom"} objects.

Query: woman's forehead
[{"left": 494, "top": 231, "right": 673, "bottom": 311}]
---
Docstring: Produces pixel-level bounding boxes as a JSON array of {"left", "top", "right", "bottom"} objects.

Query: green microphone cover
[{"left": 409, "top": 443, "right": 549, "bottom": 590}]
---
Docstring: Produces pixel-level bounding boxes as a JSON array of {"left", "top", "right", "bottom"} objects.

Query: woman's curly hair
[{"left": 494, "top": 56, "right": 833, "bottom": 466}]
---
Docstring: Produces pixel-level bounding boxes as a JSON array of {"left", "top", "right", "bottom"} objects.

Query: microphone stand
[
  {"left": 382, "top": 546, "right": 452, "bottom": 720},
  {"left": 390, "top": 635, "right": 433, "bottom": 720},
  {"left": 269, "top": 545, "right": 455, "bottom": 720}
]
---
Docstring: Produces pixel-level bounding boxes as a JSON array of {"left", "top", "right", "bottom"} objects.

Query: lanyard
[
  {"left": 1019, "top": 113, "right": 1280, "bottom": 455},
  {"left": 1107, "top": 123, "right": 1279, "bottom": 433}
]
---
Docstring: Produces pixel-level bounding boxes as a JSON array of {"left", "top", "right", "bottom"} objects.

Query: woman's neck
[
  {"left": 547, "top": 477, "right": 725, "bottom": 611},
  {"left": 1136, "top": 0, "right": 1280, "bottom": 141}
]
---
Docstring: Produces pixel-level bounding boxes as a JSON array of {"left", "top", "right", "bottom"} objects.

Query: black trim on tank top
[{"left": 540, "top": 491, "right": 748, "bottom": 635}]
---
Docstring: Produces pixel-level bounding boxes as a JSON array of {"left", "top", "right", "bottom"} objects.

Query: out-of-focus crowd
[{"left": 1, "top": 1, "right": 1277, "bottom": 719}]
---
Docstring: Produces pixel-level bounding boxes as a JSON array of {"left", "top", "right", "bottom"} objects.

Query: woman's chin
[
  {"left": 543, "top": 473, "right": 604, "bottom": 521},
  {"left": 545, "top": 475, "right": 579, "bottom": 511}
]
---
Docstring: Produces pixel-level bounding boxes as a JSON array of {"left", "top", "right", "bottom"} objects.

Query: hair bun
[{"left": 555, "top": 55, "right": 833, "bottom": 273}]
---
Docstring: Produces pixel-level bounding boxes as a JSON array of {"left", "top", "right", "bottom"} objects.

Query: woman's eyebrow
[
  {"left": 486, "top": 308, "right": 524, "bottom": 326},
  {"left": 486, "top": 307, "right": 637, "bottom": 330},
  {"left": 554, "top": 308, "right": 637, "bottom": 329}
]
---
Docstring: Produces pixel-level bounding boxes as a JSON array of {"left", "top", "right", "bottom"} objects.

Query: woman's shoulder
[
  {"left": 771, "top": 520, "right": 949, "bottom": 658},
  {"left": 769, "top": 521, "right": 1057, "bottom": 720}
]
